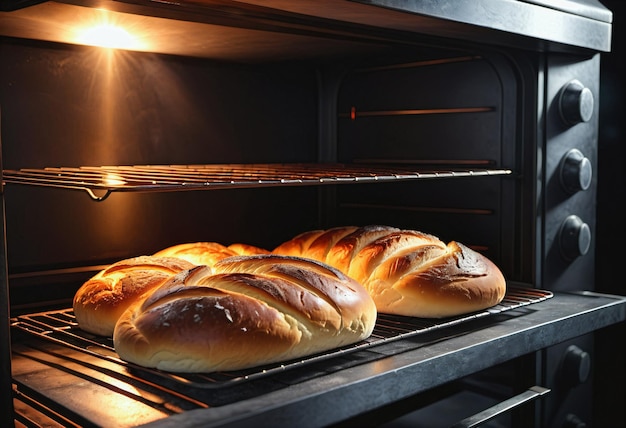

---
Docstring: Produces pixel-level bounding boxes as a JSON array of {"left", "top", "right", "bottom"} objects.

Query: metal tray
[{"left": 11, "top": 286, "right": 552, "bottom": 390}]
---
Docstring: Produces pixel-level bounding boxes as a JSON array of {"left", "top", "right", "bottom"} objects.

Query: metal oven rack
[
  {"left": 10, "top": 287, "right": 549, "bottom": 426},
  {"left": 2, "top": 164, "right": 512, "bottom": 201},
  {"left": 12, "top": 287, "right": 551, "bottom": 389},
  {"left": 10, "top": 287, "right": 626, "bottom": 428}
]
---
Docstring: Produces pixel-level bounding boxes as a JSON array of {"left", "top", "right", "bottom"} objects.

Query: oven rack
[
  {"left": 11, "top": 286, "right": 552, "bottom": 390},
  {"left": 2, "top": 163, "right": 512, "bottom": 201}
]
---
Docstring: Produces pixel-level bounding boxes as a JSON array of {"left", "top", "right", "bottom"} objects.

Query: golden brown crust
[
  {"left": 227, "top": 242, "right": 270, "bottom": 256},
  {"left": 72, "top": 256, "right": 195, "bottom": 336},
  {"left": 372, "top": 241, "right": 506, "bottom": 317},
  {"left": 153, "top": 242, "right": 270, "bottom": 267},
  {"left": 273, "top": 226, "right": 506, "bottom": 318},
  {"left": 113, "top": 255, "right": 377, "bottom": 373},
  {"left": 153, "top": 242, "right": 238, "bottom": 266}
]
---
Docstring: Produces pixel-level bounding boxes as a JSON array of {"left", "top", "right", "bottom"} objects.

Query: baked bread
[
  {"left": 113, "top": 254, "right": 377, "bottom": 373},
  {"left": 73, "top": 256, "right": 195, "bottom": 336},
  {"left": 153, "top": 241, "right": 269, "bottom": 266},
  {"left": 272, "top": 225, "right": 506, "bottom": 318}
]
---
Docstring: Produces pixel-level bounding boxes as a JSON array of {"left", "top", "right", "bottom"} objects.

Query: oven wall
[
  {"left": 0, "top": 37, "right": 334, "bottom": 310},
  {"left": 0, "top": 38, "right": 323, "bottom": 261},
  {"left": 0, "top": 37, "right": 528, "bottom": 304}
]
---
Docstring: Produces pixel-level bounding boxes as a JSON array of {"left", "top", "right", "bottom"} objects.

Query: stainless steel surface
[
  {"left": 521, "top": 0, "right": 612, "bottom": 21},
  {"left": 351, "top": 0, "right": 612, "bottom": 51}
]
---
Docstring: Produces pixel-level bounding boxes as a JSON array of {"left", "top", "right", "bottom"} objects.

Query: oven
[{"left": 1, "top": 1, "right": 625, "bottom": 427}]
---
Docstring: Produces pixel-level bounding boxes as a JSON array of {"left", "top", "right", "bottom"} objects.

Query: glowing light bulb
[{"left": 77, "top": 24, "right": 138, "bottom": 50}]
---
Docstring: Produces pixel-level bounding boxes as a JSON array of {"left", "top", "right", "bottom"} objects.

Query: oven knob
[
  {"left": 563, "top": 414, "right": 587, "bottom": 428},
  {"left": 559, "top": 215, "right": 591, "bottom": 260},
  {"left": 559, "top": 80, "right": 594, "bottom": 125},
  {"left": 561, "top": 345, "right": 591, "bottom": 386},
  {"left": 560, "top": 149, "right": 592, "bottom": 194}
]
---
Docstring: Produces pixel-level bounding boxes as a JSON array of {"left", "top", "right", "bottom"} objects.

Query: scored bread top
[
  {"left": 112, "top": 254, "right": 377, "bottom": 373},
  {"left": 273, "top": 225, "right": 506, "bottom": 318}
]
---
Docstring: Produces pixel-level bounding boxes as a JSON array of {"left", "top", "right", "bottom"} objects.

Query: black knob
[
  {"left": 563, "top": 413, "right": 587, "bottom": 428},
  {"left": 559, "top": 80, "right": 594, "bottom": 125},
  {"left": 561, "top": 345, "right": 591, "bottom": 386},
  {"left": 560, "top": 149, "right": 592, "bottom": 194},
  {"left": 559, "top": 215, "right": 591, "bottom": 261}
]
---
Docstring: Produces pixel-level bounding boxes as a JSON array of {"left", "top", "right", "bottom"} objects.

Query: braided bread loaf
[
  {"left": 113, "top": 255, "right": 377, "bottom": 373},
  {"left": 272, "top": 225, "right": 506, "bottom": 318},
  {"left": 73, "top": 256, "right": 195, "bottom": 336}
]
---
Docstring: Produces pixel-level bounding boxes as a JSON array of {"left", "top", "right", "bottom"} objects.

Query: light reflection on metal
[{"left": 102, "top": 173, "right": 126, "bottom": 186}]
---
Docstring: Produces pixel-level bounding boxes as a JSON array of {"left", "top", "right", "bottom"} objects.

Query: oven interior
[
  {"left": 1, "top": 1, "right": 624, "bottom": 427},
  {"left": 2, "top": 36, "right": 521, "bottom": 309}
]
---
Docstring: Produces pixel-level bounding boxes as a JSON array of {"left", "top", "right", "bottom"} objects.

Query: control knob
[
  {"left": 560, "top": 149, "right": 592, "bottom": 194},
  {"left": 559, "top": 215, "right": 591, "bottom": 261},
  {"left": 563, "top": 414, "right": 587, "bottom": 428},
  {"left": 559, "top": 80, "right": 594, "bottom": 125},
  {"left": 561, "top": 345, "right": 591, "bottom": 386}
]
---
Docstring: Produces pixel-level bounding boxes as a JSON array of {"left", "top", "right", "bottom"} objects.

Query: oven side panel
[
  {"left": 539, "top": 53, "right": 601, "bottom": 427},
  {"left": 334, "top": 52, "right": 525, "bottom": 281}
]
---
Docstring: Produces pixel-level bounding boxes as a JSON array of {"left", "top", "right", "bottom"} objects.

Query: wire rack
[
  {"left": 11, "top": 286, "right": 551, "bottom": 390},
  {"left": 2, "top": 164, "right": 512, "bottom": 201}
]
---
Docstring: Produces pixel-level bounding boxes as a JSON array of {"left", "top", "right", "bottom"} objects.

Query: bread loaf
[
  {"left": 73, "top": 256, "right": 195, "bottom": 336},
  {"left": 273, "top": 225, "right": 506, "bottom": 318},
  {"left": 113, "top": 254, "right": 377, "bottom": 373},
  {"left": 153, "top": 241, "right": 269, "bottom": 266}
]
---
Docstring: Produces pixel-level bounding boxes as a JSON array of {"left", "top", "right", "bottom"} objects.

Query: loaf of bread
[
  {"left": 153, "top": 241, "right": 269, "bottom": 266},
  {"left": 272, "top": 225, "right": 506, "bottom": 318},
  {"left": 113, "top": 254, "right": 377, "bottom": 373},
  {"left": 73, "top": 256, "right": 195, "bottom": 336}
]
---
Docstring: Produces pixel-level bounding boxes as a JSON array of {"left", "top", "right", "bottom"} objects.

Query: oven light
[
  {"left": 77, "top": 24, "right": 139, "bottom": 50},
  {"left": 72, "top": 8, "right": 146, "bottom": 51}
]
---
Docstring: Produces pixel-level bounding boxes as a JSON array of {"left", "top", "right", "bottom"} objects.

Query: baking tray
[{"left": 11, "top": 286, "right": 552, "bottom": 390}]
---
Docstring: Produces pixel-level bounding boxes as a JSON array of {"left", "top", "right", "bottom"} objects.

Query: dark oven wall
[
  {"left": 1, "top": 36, "right": 533, "bottom": 313},
  {"left": 0, "top": 37, "right": 325, "bottom": 307}
]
